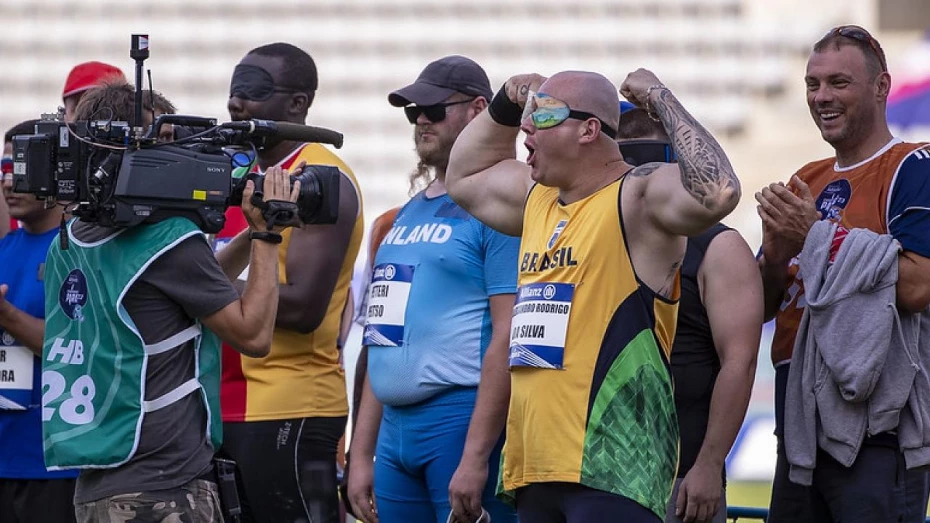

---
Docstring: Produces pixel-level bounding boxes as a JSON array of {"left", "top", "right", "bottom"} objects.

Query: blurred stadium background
[{"left": 3, "top": 0, "right": 929, "bottom": 515}]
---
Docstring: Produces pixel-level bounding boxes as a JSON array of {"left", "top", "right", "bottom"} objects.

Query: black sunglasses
[
  {"left": 404, "top": 98, "right": 475, "bottom": 124},
  {"left": 825, "top": 25, "right": 888, "bottom": 73}
]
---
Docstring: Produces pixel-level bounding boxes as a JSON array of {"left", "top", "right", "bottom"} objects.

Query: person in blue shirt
[
  {"left": 347, "top": 56, "right": 519, "bottom": 523},
  {"left": 0, "top": 120, "right": 78, "bottom": 522}
]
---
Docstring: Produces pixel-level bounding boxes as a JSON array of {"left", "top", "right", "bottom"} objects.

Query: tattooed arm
[
  {"left": 620, "top": 69, "right": 741, "bottom": 236},
  {"left": 447, "top": 74, "right": 543, "bottom": 237}
]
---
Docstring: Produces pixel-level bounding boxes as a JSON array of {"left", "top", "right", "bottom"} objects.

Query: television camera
[{"left": 10, "top": 34, "right": 344, "bottom": 234}]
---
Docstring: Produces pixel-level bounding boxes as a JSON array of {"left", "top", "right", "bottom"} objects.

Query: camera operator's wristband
[
  {"left": 488, "top": 85, "right": 524, "bottom": 127},
  {"left": 249, "top": 231, "right": 283, "bottom": 244}
]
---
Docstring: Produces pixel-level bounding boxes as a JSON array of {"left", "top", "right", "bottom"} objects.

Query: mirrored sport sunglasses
[
  {"left": 824, "top": 25, "right": 888, "bottom": 73},
  {"left": 404, "top": 98, "right": 475, "bottom": 124},
  {"left": 229, "top": 64, "right": 306, "bottom": 101},
  {"left": 527, "top": 93, "right": 617, "bottom": 139}
]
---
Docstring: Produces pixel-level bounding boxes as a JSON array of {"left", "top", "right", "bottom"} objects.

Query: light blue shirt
[{"left": 366, "top": 192, "right": 519, "bottom": 406}]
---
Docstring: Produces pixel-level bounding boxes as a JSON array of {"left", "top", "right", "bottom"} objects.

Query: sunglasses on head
[
  {"left": 824, "top": 25, "right": 888, "bottom": 73},
  {"left": 404, "top": 98, "right": 475, "bottom": 124},
  {"left": 528, "top": 93, "right": 618, "bottom": 139},
  {"left": 229, "top": 64, "right": 305, "bottom": 102}
]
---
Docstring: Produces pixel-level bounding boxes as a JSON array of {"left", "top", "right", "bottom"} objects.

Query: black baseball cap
[{"left": 389, "top": 55, "right": 493, "bottom": 107}]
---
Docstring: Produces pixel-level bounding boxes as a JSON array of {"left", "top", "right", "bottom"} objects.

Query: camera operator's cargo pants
[{"left": 74, "top": 479, "right": 222, "bottom": 523}]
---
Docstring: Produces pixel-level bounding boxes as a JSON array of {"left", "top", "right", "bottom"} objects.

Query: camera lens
[
  {"left": 291, "top": 167, "right": 323, "bottom": 222},
  {"left": 229, "top": 165, "right": 340, "bottom": 225}
]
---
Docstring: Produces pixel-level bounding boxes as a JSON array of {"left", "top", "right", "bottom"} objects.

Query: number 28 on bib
[
  {"left": 363, "top": 264, "right": 415, "bottom": 347},
  {"left": 509, "top": 282, "right": 574, "bottom": 369}
]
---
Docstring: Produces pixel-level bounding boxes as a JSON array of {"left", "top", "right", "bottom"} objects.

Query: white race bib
[
  {"left": 509, "top": 282, "right": 574, "bottom": 369},
  {"left": 0, "top": 330, "right": 36, "bottom": 410},
  {"left": 363, "top": 264, "right": 415, "bottom": 347}
]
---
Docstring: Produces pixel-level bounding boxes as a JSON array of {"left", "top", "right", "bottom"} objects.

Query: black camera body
[
  {"left": 12, "top": 117, "right": 127, "bottom": 201},
  {"left": 10, "top": 36, "right": 343, "bottom": 234},
  {"left": 11, "top": 112, "right": 341, "bottom": 233}
]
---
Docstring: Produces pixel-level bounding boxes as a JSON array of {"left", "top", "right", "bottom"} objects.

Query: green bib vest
[{"left": 42, "top": 217, "right": 222, "bottom": 470}]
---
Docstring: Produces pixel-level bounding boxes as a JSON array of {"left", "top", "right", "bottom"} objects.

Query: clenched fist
[
  {"left": 619, "top": 68, "right": 667, "bottom": 109},
  {"left": 503, "top": 74, "right": 548, "bottom": 108}
]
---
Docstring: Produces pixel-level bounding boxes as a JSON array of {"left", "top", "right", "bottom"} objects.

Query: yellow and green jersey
[{"left": 502, "top": 177, "right": 679, "bottom": 518}]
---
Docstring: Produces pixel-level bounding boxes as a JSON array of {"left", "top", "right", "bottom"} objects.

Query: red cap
[{"left": 62, "top": 61, "right": 126, "bottom": 100}]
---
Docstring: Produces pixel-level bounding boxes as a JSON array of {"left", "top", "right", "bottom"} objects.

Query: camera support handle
[
  {"left": 250, "top": 192, "right": 301, "bottom": 231},
  {"left": 130, "top": 34, "right": 150, "bottom": 138}
]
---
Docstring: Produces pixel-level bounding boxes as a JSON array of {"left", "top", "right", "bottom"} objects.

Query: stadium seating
[{"left": 0, "top": 0, "right": 827, "bottom": 218}]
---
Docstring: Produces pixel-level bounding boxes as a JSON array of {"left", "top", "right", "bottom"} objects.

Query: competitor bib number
[
  {"left": 42, "top": 337, "right": 96, "bottom": 425},
  {"left": 41, "top": 371, "right": 96, "bottom": 425},
  {"left": 0, "top": 329, "right": 36, "bottom": 410},
  {"left": 509, "top": 282, "right": 574, "bottom": 369},
  {"left": 363, "top": 264, "right": 415, "bottom": 347}
]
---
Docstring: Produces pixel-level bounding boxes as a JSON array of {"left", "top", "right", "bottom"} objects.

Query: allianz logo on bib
[
  {"left": 373, "top": 264, "right": 398, "bottom": 280},
  {"left": 519, "top": 284, "right": 558, "bottom": 300},
  {"left": 59, "top": 269, "right": 88, "bottom": 322},
  {"left": 2, "top": 330, "right": 14, "bottom": 346},
  {"left": 382, "top": 223, "right": 452, "bottom": 246}
]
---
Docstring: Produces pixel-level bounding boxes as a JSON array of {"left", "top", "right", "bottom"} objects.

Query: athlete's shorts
[
  {"left": 223, "top": 415, "right": 347, "bottom": 523},
  {"left": 374, "top": 387, "right": 516, "bottom": 523},
  {"left": 515, "top": 482, "right": 661, "bottom": 523}
]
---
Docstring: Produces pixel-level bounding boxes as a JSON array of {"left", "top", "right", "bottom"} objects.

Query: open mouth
[
  {"left": 819, "top": 111, "right": 842, "bottom": 123},
  {"left": 525, "top": 142, "right": 536, "bottom": 166}
]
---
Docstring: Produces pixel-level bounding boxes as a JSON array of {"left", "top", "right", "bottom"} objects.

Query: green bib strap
[{"left": 42, "top": 218, "right": 223, "bottom": 469}]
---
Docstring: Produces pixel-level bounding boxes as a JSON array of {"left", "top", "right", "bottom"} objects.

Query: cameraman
[
  {"left": 68, "top": 81, "right": 177, "bottom": 142},
  {"left": 0, "top": 120, "right": 76, "bottom": 523},
  {"left": 216, "top": 42, "right": 363, "bottom": 523},
  {"left": 41, "top": 85, "right": 301, "bottom": 523}
]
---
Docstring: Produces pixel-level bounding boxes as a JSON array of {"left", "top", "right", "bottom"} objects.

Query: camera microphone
[{"left": 222, "top": 120, "right": 344, "bottom": 149}]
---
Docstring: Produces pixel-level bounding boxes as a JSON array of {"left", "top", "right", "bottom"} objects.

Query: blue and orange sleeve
[{"left": 888, "top": 147, "right": 930, "bottom": 258}]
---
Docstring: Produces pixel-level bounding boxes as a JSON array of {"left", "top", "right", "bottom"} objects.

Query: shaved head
[{"left": 541, "top": 71, "right": 620, "bottom": 133}]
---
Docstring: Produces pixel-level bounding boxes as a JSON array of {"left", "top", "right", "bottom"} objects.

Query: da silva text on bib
[{"left": 509, "top": 282, "right": 574, "bottom": 369}]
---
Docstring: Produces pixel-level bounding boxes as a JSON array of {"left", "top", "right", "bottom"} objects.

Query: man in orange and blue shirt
[{"left": 758, "top": 25, "right": 930, "bottom": 523}]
